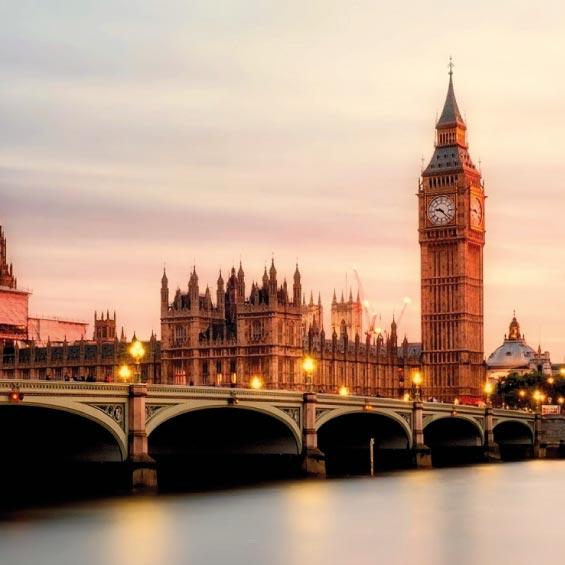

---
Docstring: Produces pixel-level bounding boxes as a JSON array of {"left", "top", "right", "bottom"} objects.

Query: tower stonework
[{"left": 419, "top": 68, "right": 485, "bottom": 401}]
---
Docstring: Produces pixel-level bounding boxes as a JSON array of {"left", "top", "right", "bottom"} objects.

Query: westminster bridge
[{"left": 0, "top": 380, "right": 552, "bottom": 491}]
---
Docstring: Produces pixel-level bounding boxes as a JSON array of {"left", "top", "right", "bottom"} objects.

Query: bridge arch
[
  {"left": 316, "top": 408, "right": 413, "bottom": 474},
  {"left": 147, "top": 400, "right": 302, "bottom": 451},
  {"left": 315, "top": 406, "right": 413, "bottom": 445},
  {"left": 147, "top": 402, "right": 302, "bottom": 487},
  {"left": 0, "top": 398, "right": 127, "bottom": 459},
  {"left": 493, "top": 418, "right": 534, "bottom": 443},
  {"left": 423, "top": 414, "right": 485, "bottom": 445}
]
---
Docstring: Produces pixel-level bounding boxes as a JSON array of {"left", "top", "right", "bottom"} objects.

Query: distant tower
[
  {"left": 293, "top": 264, "right": 302, "bottom": 306},
  {"left": 94, "top": 311, "right": 117, "bottom": 342},
  {"left": 161, "top": 267, "right": 169, "bottom": 315},
  {"left": 419, "top": 61, "right": 485, "bottom": 400},
  {"left": 331, "top": 287, "right": 362, "bottom": 338},
  {"left": 0, "top": 225, "right": 17, "bottom": 289}
]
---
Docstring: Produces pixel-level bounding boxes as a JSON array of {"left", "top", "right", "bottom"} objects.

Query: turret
[
  {"left": 237, "top": 261, "right": 245, "bottom": 303},
  {"left": 269, "top": 258, "right": 277, "bottom": 297},
  {"left": 293, "top": 263, "right": 302, "bottom": 306},
  {"left": 161, "top": 267, "right": 169, "bottom": 314},
  {"left": 188, "top": 266, "right": 199, "bottom": 310},
  {"left": 217, "top": 270, "right": 225, "bottom": 312}
]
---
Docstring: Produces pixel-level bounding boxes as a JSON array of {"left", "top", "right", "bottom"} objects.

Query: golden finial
[{"left": 448, "top": 56, "right": 454, "bottom": 77}]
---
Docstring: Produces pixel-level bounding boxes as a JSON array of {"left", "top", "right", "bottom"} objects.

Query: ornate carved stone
[
  {"left": 277, "top": 406, "right": 300, "bottom": 427},
  {"left": 91, "top": 403, "right": 125, "bottom": 428},
  {"left": 315, "top": 408, "right": 332, "bottom": 421},
  {"left": 145, "top": 404, "right": 168, "bottom": 422},
  {"left": 398, "top": 411, "right": 412, "bottom": 426}
]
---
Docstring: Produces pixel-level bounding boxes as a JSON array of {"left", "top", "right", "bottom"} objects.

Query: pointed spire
[
  {"left": 332, "top": 289, "right": 337, "bottom": 304},
  {"left": 161, "top": 266, "right": 168, "bottom": 286},
  {"left": 318, "top": 292, "right": 322, "bottom": 306},
  {"left": 437, "top": 58, "right": 465, "bottom": 128},
  {"left": 309, "top": 290, "right": 314, "bottom": 306}
]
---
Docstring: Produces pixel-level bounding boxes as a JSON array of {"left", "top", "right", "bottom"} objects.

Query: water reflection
[{"left": 1, "top": 461, "right": 564, "bottom": 565}]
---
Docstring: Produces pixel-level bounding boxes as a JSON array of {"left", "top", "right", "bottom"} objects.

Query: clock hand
[{"left": 436, "top": 208, "right": 447, "bottom": 217}]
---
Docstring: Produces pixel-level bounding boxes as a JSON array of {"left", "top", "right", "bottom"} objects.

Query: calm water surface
[{"left": 1, "top": 460, "right": 564, "bottom": 565}]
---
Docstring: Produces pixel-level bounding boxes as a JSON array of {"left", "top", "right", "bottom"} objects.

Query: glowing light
[
  {"left": 547, "top": 377, "right": 555, "bottom": 385},
  {"left": 302, "top": 356, "right": 316, "bottom": 374},
  {"left": 403, "top": 393, "right": 410, "bottom": 402},
  {"left": 338, "top": 386, "right": 349, "bottom": 397},
  {"left": 560, "top": 368, "right": 565, "bottom": 377},
  {"left": 533, "top": 390, "right": 542, "bottom": 402},
  {"left": 118, "top": 365, "right": 132, "bottom": 381},
  {"left": 403, "top": 296, "right": 412, "bottom": 305},
  {"left": 412, "top": 371, "right": 423, "bottom": 386},
  {"left": 484, "top": 382, "right": 494, "bottom": 396},
  {"left": 129, "top": 339, "right": 145, "bottom": 362},
  {"left": 519, "top": 390, "right": 526, "bottom": 398},
  {"left": 454, "top": 398, "right": 460, "bottom": 405},
  {"left": 250, "top": 376, "right": 263, "bottom": 390},
  {"left": 374, "top": 327, "right": 383, "bottom": 336},
  {"left": 362, "top": 299, "right": 370, "bottom": 308},
  {"left": 558, "top": 397, "right": 564, "bottom": 405}
]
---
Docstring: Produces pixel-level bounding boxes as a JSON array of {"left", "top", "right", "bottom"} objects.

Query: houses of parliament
[{"left": 0, "top": 68, "right": 489, "bottom": 401}]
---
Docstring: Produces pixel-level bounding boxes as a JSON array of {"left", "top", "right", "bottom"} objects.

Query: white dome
[
  {"left": 486, "top": 314, "right": 537, "bottom": 370},
  {"left": 487, "top": 338, "right": 536, "bottom": 369}
]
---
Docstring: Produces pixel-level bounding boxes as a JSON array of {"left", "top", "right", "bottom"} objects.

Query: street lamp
[
  {"left": 129, "top": 339, "right": 145, "bottom": 383},
  {"left": 412, "top": 370, "right": 423, "bottom": 401},
  {"left": 484, "top": 382, "right": 494, "bottom": 406},
  {"left": 533, "top": 389, "right": 545, "bottom": 413},
  {"left": 302, "top": 356, "right": 316, "bottom": 392},
  {"left": 118, "top": 364, "right": 132, "bottom": 382},
  {"left": 338, "top": 385, "right": 349, "bottom": 397},
  {"left": 250, "top": 375, "right": 263, "bottom": 390}
]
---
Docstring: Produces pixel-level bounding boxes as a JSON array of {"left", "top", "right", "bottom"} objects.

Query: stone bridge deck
[{"left": 0, "top": 380, "right": 546, "bottom": 490}]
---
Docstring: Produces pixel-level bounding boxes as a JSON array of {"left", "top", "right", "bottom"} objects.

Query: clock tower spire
[{"left": 419, "top": 63, "right": 485, "bottom": 401}]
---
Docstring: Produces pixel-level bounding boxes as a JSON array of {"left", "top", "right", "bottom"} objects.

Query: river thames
[{"left": 1, "top": 460, "right": 563, "bottom": 565}]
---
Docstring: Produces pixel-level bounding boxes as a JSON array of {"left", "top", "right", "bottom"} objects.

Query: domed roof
[{"left": 486, "top": 313, "right": 536, "bottom": 369}]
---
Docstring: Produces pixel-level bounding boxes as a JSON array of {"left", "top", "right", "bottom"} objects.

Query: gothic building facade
[{"left": 159, "top": 260, "right": 421, "bottom": 396}]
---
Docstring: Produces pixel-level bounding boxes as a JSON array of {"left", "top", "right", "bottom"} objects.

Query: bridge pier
[
  {"left": 412, "top": 400, "right": 432, "bottom": 468},
  {"left": 301, "top": 392, "right": 326, "bottom": 477},
  {"left": 127, "top": 383, "right": 158, "bottom": 492},
  {"left": 484, "top": 406, "right": 501, "bottom": 462},
  {"left": 533, "top": 413, "right": 546, "bottom": 459}
]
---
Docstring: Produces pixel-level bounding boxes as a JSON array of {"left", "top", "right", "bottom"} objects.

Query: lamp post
[
  {"left": 533, "top": 389, "right": 545, "bottom": 413},
  {"left": 484, "top": 381, "right": 494, "bottom": 407},
  {"left": 129, "top": 339, "right": 145, "bottom": 383},
  {"left": 250, "top": 375, "right": 263, "bottom": 390},
  {"left": 118, "top": 364, "right": 132, "bottom": 382},
  {"left": 412, "top": 370, "right": 423, "bottom": 401},
  {"left": 302, "top": 356, "right": 316, "bottom": 392}
]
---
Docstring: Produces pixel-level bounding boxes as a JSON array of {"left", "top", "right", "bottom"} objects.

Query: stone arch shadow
[
  {"left": 0, "top": 399, "right": 127, "bottom": 501},
  {"left": 147, "top": 402, "right": 303, "bottom": 488},
  {"left": 316, "top": 408, "right": 413, "bottom": 475},
  {"left": 493, "top": 419, "right": 534, "bottom": 460},
  {"left": 423, "top": 414, "right": 485, "bottom": 466}
]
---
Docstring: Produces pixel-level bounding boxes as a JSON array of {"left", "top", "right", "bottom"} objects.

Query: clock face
[
  {"left": 470, "top": 195, "right": 483, "bottom": 228},
  {"left": 427, "top": 195, "right": 455, "bottom": 225}
]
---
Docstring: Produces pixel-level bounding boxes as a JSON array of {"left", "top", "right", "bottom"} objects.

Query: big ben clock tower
[{"left": 419, "top": 63, "right": 485, "bottom": 401}]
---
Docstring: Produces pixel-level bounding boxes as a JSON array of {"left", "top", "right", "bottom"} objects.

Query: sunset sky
[{"left": 1, "top": 1, "right": 564, "bottom": 359}]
